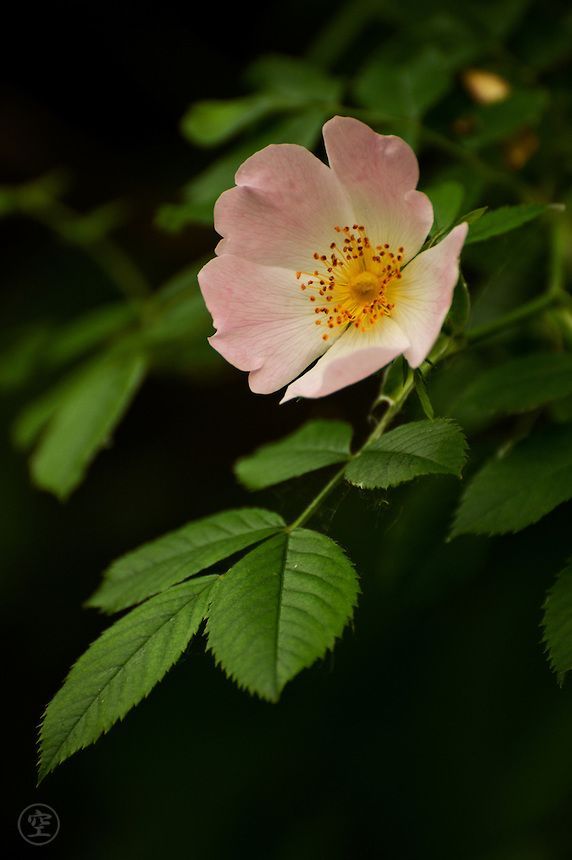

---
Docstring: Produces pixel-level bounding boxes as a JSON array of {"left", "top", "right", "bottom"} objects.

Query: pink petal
[
  {"left": 214, "top": 144, "right": 355, "bottom": 270},
  {"left": 281, "top": 317, "right": 410, "bottom": 402},
  {"left": 388, "top": 223, "right": 468, "bottom": 368},
  {"left": 323, "top": 116, "right": 433, "bottom": 262},
  {"left": 198, "top": 254, "right": 338, "bottom": 394}
]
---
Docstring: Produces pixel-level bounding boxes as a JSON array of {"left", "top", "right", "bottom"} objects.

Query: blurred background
[{"left": 2, "top": 0, "right": 572, "bottom": 857}]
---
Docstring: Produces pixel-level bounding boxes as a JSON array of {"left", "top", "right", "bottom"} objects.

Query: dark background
[{"left": 2, "top": 2, "right": 572, "bottom": 858}]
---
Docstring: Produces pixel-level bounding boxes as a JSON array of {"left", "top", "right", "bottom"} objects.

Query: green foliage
[
  {"left": 452, "top": 426, "right": 572, "bottom": 537},
  {"left": 453, "top": 353, "right": 572, "bottom": 422},
  {"left": 413, "top": 370, "right": 435, "bottom": 419},
  {"left": 345, "top": 419, "right": 467, "bottom": 490},
  {"left": 354, "top": 48, "right": 452, "bottom": 120},
  {"left": 426, "top": 181, "right": 464, "bottom": 234},
  {"left": 543, "top": 562, "right": 572, "bottom": 684},
  {"left": 38, "top": 576, "right": 217, "bottom": 780},
  {"left": 88, "top": 508, "right": 285, "bottom": 613},
  {"left": 244, "top": 54, "right": 343, "bottom": 103},
  {"left": 207, "top": 529, "right": 359, "bottom": 701},
  {"left": 29, "top": 351, "right": 146, "bottom": 499},
  {"left": 446, "top": 273, "right": 471, "bottom": 334},
  {"left": 181, "top": 95, "right": 280, "bottom": 148},
  {"left": 157, "top": 109, "right": 328, "bottom": 229},
  {"left": 463, "top": 89, "right": 548, "bottom": 149},
  {"left": 465, "top": 204, "right": 552, "bottom": 244},
  {"left": 235, "top": 420, "right": 352, "bottom": 490}
]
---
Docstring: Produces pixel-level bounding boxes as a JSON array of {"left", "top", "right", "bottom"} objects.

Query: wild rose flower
[{"left": 199, "top": 116, "right": 467, "bottom": 401}]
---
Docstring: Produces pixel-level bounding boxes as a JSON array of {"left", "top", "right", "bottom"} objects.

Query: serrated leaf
[
  {"left": 30, "top": 351, "right": 146, "bottom": 499},
  {"left": 88, "top": 508, "right": 285, "bottom": 613},
  {"left": 543, "top": 561, "right": 572, "bottom": 683},
  {"left": 345, "top": 419, "right": 467, "bottom": 490},
  {"left": 38, "top": 576, "right": 216, "bottom": 780},
  {"left": 207, "top": 529, "right": 359, "bottom": 701},
  {"left": 465, "top": 204, "right": 551, "bottom": 244},
  {"left": 235, "top": 420, "right": 352, "bottom": 491},
  {"left": 453, "top": 353, "right": 572, "bottom": 422},
  {"left": 452, "top": 425, "right": 572, "bottom": 537}
]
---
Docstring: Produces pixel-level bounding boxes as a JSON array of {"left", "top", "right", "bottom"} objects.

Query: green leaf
[
  {"left": 414, "top": 370, "right": 435, "bottom": 419},
  {"left": 465, "top": 204, "right": 551, "bottom": 244},
  {"left": 354, "top": 48, "right": 452, "bottom": 119},
  {"left": 244, "top": 54, "right": 343, "bottom": 103},
  {"left": 44, "top": 303, "right": 135, "bottom": 370},
  {"left": 157, "top": 109, "right": 328, "bottom": 230},
  {"left": 88, "top": 508, "right": 285, "bottom": 613},
  {"left": 181, "top": 94, "right": 280, "bottom": 148},
  {"left": 543, "top": 561, "right": 572, "bottom": 684},
  {"left": 38, "top": 576, "right": 216, "bottom": 780},
  {"left": 464, "top": 89, "right": 548, "bottom": 149},
  {"left": 453, "top": 353, "right": 572, "bottom": 422},
  {"left": 426, "top": 180, "right": 464, "bottom": 234},
  {"left": 446, "top": 272, "right": 471, "bottom": 334},
  {"left": 345, "top": 419, "right": 467, "bottom": 490},
  {"left": 30, "top": 351, "right": 146, "bottom": 499},
  {"left": 235, "top": 420, "right": 352, "bottom": 490},
  {"left": 452, "top": 425, "right": 572, "bottom": 537},
  {"left": 207, "top": 529, "right": 359, "bottom": 701}
]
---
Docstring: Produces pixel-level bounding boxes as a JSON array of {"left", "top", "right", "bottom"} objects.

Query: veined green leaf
[
  {"left": 235, "top": 420, "right": 352, "bottom": 490},
  {"left": 30, "top": 351, "right": 146, "bottom": 499},
  {"left": 452, "top": 425, "right": 572, "bottom": 537},
  {"left": 465, "top": 204, "right": 551, "bottom": 244},
  {"left": 38, "top": 576, "right": 217, "bottom": 780},
  {"left": 88, "top": 508, "right": 285, "bottom": 613},
  {"left": 453, "top": 353, "right": 572, "bottom": 421},
  {"left": 207, "top": 529, "right": 359, "bottom": 701},
  {"left": 543, "top": 561, "right": 572, "bottom": 684},
  {"left": 345, "top": 419, "right": 467, "bottom": 490}
]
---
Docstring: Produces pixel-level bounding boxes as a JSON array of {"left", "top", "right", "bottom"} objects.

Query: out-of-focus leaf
[
  {"left": 463, "top": 89, "right": 548, "bottom": 149},
  {"left": 0, "top": 325, "right": 52, "bottom": 391},
  {"left": 207, "top": 529, "right": 359, "bottom": 701},
  {"left": 427, "top": 181, "right": 464, "bottom": 234},
  {"left": 30, "top": 351, "right": 146, "bottom": 499},
  {"left": 181, "top": 94, "right": 281, "bottom": 148},
  {"left": 45, "top": 304, "right": 135, "bottom": 370},
  {"left": 452, "top": 353, "right": 572, "bottom": 422},
  {"left": 235, "top": 420, "right": 352, "bottom": 490},
  {"left": 244, "top": 54, "right": 343, "bottom": 103},
  {"left": 446, "top": 273, "right": 471, "bottom": 334},
  {"left": 88, "top": 508, "right": 285, "bottom": 613},
  {"left": 156, "top": 109, "right": 329, "bottom": 230},
  {"left": 354, "top": 48, "right": 452, "bottom": 119},
  {"left": 452, "top": 425, "right": 572, "bottom": 537},
  {"left": 345, "top": 419, "right": 467, "bottom": 489},
  {"left": 465, "top": 204, "right": 551, "bottom": 244},
  {"left": 38, "top": 576, "right": 217, "bottom": 780},
  {"left": 543, "top": 561, "right": 572, "bottom": 683},
  {"left": 414, "top": 371, "right": 435, "bottom": 419}
]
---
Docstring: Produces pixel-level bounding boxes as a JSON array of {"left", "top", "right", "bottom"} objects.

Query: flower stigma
[{"left": 296, "top": 225, "right": 404, "bottom": 340}]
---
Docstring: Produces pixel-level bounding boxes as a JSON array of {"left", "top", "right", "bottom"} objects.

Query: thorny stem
[{"left": 287, "top": 220, "right": 568, "bottom": 531}]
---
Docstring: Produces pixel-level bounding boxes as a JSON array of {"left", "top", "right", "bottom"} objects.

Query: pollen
[{"left": 296, "top": 225, "right": 403, "bottom": 336}]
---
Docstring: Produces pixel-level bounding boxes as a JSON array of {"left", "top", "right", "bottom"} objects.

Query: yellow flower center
[{"left": 296, "top": 224, "right": 404, "bottom": 341}]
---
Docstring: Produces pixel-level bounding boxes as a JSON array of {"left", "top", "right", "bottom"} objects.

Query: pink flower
[{"left": 199, "top": 116, "right": 467, "bottom": 401}]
